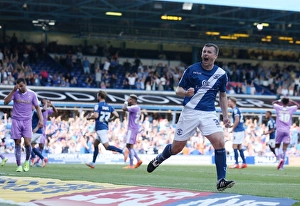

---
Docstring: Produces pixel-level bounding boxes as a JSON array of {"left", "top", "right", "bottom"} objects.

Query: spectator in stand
[
  {"left": 60, "top": 77, "right": 67, "bottom": 87},
  {"left": 7, "top": 73, "right": 15, "bottom": 85},
  {"left": 228, "top": 86, "right": 236, "bottom": 94},
  {"left": 109, "top": 74, "right": 118, "bottom": 89},
  {"left": 159, "top": 74, "right": 166, "bottom": 91},
  {"left": 95, "top": 67, "right": 102, "bottom": 88},
  {"left": 135, "top": 78, "right": 143, "bottom": 90},
  {"left": 144, "top": 71, "right": 154, "bottom": 89},
  {"left": 64, "top": 72, "right": 72, "bottom": 83},
  {"left": 51, "top": 74, "right": 60, "bottom": 87},
  {"left": 70, "top": 76, "right": 78, "bottom": 87},
  {"left": 288, "top": 84, "right": 294, "bottom": 96},
  {"left": 65, "top": 79, "right": 70, "bottom": 87},
  {"left": 100, "top": 81, "right": 106, "bottom": 89},
  {"left": 82, "top": 57, "right": 91, "bottom": 75},
  {"left": 40, "top": 69, "right": 49, "bottom": 86},
  {"left": 126, "top": 72, "right": 137, "bottom": 90},
  {"left": 294, "top": 76, "right": 300, "bottom": 96},
  {"left": 2, "top": 77, "right": 8, "bottom": 85},
  {"left": 122, "top": 78, "right": 129, "bottom": 89},
  {"left": 33, "top": 73, "right": 41, "bottom": 86},
  {"left": 171, "top": 68, "right": 181, "bottom": 91},
  {"left": 250, "top": 82, "right": 256, "bottom": 95},
  {"left": 76, "top": 48, "right": 83, "bottom": 66},
  {"left": 281, "top": 85, "right": 288, "bottom": 96},
  {"left": 145, "top": 81, "right": 151, "bottom": 91},
  {"left": 85, "top": 74, "right": 94, "bottom": 87},
  {"left": 229, "top": 67, "right": 239, "bottom": 82},
  {"left": 93, "top": 57, "right": 100, "bottom": 71},
  {"left": 103, "top": 58, "right": 110, "bottom": 72},
  {"left": 102, "top": 70, "right": 111, "bottom": 86},
  {"left": 137, "top": 66, "right": 144, "bottom": 81}
]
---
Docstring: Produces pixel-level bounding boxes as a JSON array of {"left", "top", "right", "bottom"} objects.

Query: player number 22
[{"left": 99, "top": 112, "right": 111, "bottom": 122}]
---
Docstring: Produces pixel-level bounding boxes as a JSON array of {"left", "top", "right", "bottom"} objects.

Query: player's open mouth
[{"left": 203, "top": 57, "right": 209, "bottom": 62}]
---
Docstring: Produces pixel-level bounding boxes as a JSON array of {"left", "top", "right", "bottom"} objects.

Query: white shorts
[
  {"left": 32, "top": 133, "right": 42, "bottom": 144},
  {"left": 174, "top": 108, "right": 223, "bottom": 141},
  {"left": 268, "top": 139, "right": 275, "bottom": 148},
  {"left": 96, "top": 130, "right": 108, "bottom": 144},
  {"left": 232, "top": 131, "right": 245, "bottom": 144}
]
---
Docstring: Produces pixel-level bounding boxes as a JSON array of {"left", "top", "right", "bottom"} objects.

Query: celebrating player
[{"left": 147, "top": 43, "right": 235, "bottom": 191}]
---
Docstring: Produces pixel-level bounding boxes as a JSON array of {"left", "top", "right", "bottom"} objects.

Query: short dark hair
[
  {"left": 204, "top": 43, "right": 219, "bottom": 55},
  {"left": 282, "top": 97, "right": 289, "bottom": 105},
  {"left": 266, "top": 111, "right": 272, "bottom": 115},
  {"left": 16, "top": 78, "right": 26, "bottom": 84},
  {"left": 98, "top": 90, "right": 107, "bottom": 99}
]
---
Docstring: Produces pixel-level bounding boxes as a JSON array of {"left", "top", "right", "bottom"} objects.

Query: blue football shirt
[{"left": 179, "top": 62, "right": 227, "bottom": 111}]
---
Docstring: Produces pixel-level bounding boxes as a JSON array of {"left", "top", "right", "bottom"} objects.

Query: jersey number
[
  {"left": 99, "top": 112, "right": 111, "bottom": 122},
  {"left": 279, "top": 113, "right": 290, "bottom": 123}
]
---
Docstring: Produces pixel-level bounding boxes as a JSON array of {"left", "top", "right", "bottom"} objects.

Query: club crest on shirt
[
  {"left": 202, "top": 80, "right": 208, "bottom": 86},
  {"left": 213, "top": 74, "right": 221, "bottom": 79},
  {"left": 177, "top": 128, "right": 183, "bottom": 135}
]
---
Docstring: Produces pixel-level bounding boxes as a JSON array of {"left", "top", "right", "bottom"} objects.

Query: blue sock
[
  {"left": 239, "top": 149, "right": 246, "bottom": 164},
  {"left": 157, "top": 144, "right": 173, "bottom": 163},
  {"left": 107, "top": 145, "right": 123, "bottom": 154},
  {"left": 215, "top": 148, "right": 227, "bottom": 180},
  {"left": 31, "top": 150, "right": 36, "bottom": 160},
  {"left": 32, "top": 148, "right": 44, "bottom": 160},
  {"left": 234, "top": 149, "right": 239, "bottom": 164},
  {"left": 92, "top": 145, "right": 99, "bottom": 163}
]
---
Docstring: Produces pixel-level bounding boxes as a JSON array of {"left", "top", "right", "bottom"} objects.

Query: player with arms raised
[{"left": 272, "top": 97, "right": 299, "bottom": 170}]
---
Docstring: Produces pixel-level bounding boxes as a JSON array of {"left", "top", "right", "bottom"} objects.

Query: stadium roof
[{"left": 0, "top": 0, "right": 300, "bottom": 49}]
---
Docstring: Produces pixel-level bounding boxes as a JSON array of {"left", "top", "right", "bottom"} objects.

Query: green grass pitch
[{"left": 1, "top": 164, "right": 299, "bottom": 205}]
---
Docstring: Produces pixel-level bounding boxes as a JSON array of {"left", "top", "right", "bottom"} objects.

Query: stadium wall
[
  {"left": 2, "top": 85, "right": 300, "bottom": 113},
  {"left": 2, "top": 153, "right": 295, "bottom": 166}
]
